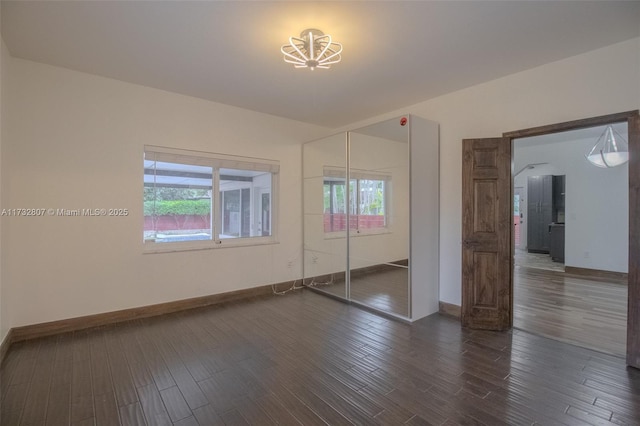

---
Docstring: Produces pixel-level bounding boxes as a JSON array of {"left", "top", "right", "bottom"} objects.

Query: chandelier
[
  {"left": 585, "top": 125, "right": 629, "bottom": 168},
  {"left": 281, "top": 29, "right": 342, "bottom": 70}
]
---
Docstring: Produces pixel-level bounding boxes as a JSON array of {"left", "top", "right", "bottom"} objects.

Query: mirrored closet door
[
  {"left": 303, "top": 115, "right": 439, "bottom": 321},
  {"left": 348, "top": 119, "right": 410, "bottom": 317},
  {"left": 302, "top": 133, "right": 348, "bottom": 300}
]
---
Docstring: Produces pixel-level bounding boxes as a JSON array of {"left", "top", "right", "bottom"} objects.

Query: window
[
  {"left": 323, "top": 167, "right": 388, "bottom": 234},
  {"left": 144, "top": 146, "right": 278, "bottom": 251}
]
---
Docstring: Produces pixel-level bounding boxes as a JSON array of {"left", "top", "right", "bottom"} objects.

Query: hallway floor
[{"left": 514, "top": 265, "right": 627, "bottom": 356}]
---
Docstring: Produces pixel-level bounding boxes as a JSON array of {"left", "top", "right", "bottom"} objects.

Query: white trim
[
  {"left": 143, "top": 237, "right": 279, "bottom": 254},
  {"left": 145, "top": 145, "right": 280, "bottom": 173}
]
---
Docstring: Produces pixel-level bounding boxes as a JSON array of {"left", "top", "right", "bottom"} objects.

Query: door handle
[{"left": 462, "top": 239, "right": 480, "bottom": 248}]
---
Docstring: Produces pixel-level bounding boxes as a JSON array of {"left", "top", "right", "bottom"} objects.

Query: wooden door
[{"left": 461, "top": 137, "right": 512, "bottom": 330}]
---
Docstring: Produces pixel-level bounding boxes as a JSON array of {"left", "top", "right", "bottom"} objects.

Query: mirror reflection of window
[
  {"left": 322, "top": 174, "right": 389, "bottom": 233},
  {"left": 356, "top": 179, "right": 386, "bottom": 230},
  {"left": 323, "top": 178, "right": 348, "bottom": 232}
]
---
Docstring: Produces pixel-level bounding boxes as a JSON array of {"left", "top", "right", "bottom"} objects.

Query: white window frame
[{"left": 144, "top": 145, "right": 279, "bottom": 253}]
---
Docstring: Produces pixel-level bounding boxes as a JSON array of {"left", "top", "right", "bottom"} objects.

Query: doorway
[
  {"left": 512, "top": 124, "right": 629, "bottom": 356},
  {"left": 461, "top": 110, "right": 640, "bottom": 368}
]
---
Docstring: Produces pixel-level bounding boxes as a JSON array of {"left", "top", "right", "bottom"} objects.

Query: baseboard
[
  {"left": 0, "top": 329, "right": 14, "bottom": 366},
  {"left": 305, "top": 259, "right": 409, "bottom": 285},
  {"left": 564, "top": 266, "right": 628, "bottom": 282},
  {"left": 9, "top": 281, "right": 293, "bottom": 343},
  {"left": 439, "top": 301, "right": 461, "bottom": 318}
]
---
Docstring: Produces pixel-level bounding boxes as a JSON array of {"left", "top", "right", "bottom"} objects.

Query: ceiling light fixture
[
  {"left": 281, "top": 28, "right": 342, "bottom": 71},
  {"left": 585, "top": 125, "right": 629, "bottom": 168}
]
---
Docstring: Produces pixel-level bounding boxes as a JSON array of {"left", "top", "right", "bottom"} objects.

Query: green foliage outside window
[
  {"left": 324, "top": 183, "right": 348, "bottom": 213},
  {"left": 145, "top": 186, "right": 211, "bottom": 216},
  {"left": 324, "top": 180, "right": 384, "bottom": 215},
  {"left": 144, "top": 187, "right": 209, "bottom": 202},
  {"left": 144, "top": 199, "right": 211, "bottom": 216}
]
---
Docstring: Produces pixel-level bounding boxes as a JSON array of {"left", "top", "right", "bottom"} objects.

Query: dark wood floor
[
  {"left": 315, "top": 263, "right": 628, "bottom": 356},
  {"left": 2, "top": 290, "right": 640, "bottom": 426},
  {"left": 514, "top": 265, "right": 627, "bottom": 357},
  {"left": 515, "top": 249, "right": 565, "bottom": 273}
]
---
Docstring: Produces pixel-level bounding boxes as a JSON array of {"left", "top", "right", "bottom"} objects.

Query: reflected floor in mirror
[{"left": 310, "top": 267, "right": 409, "bottom": 317}]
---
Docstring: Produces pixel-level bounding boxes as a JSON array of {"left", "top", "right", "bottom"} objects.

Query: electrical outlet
[
  {"left": 287, "top": 259, "right": 294, "bottom": 269},
  {"left": 583, "top": 251, "right": 590, "bottom": 259},
  {"left": 312, "top": 255, "right": 318, "bottom": 264}
]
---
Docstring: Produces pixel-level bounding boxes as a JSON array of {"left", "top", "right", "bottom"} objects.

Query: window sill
[{"left": 143, "top": 236, "right": 278, "bottom": 254}]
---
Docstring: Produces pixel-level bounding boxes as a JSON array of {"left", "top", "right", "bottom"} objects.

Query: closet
[{"left": 302, "top": 115, "right": 439, "bottom": 321}]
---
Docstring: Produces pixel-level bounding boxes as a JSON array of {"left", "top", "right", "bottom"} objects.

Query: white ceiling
[{"left": 2, "top": 1, "right": 639, "bottom": 128}]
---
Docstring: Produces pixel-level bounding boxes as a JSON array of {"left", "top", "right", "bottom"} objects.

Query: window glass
[
  {"left": 144, "top": 148, "right": 277, "bottom": 250},
  {"left": 144, "top": 160, "right": 213, "bottom": 243},
  {"left": 219, "top": 168, "right": 272, "bottom": 239}
]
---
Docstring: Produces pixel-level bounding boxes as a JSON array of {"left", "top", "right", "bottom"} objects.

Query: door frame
[{"left": 502, "top": 110, "right": 639, "bottom": 368}]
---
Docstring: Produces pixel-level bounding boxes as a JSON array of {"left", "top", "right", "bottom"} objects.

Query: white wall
[
  {"left": 2, "top": 57, "right": 328, "bottom": 329},
  {"left": 514, "top": 136, "right": 629, "bottom": 273},
  {"left": 337, "top": 37, "right": 640, "bottom": 306}
]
